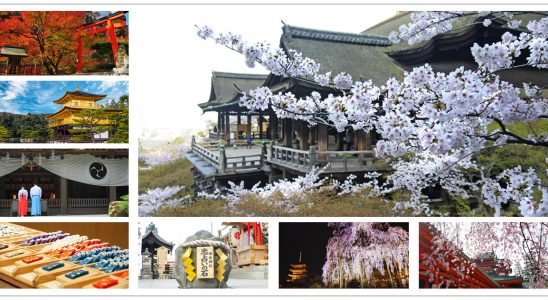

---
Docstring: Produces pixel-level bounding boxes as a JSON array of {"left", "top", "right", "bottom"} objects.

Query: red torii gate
[{"left": 75, "top": 11, "right": 127, "bottom": 73}]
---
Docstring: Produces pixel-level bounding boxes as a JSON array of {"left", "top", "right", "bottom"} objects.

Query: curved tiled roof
[
  {"left": 53, "top": 90, "right": 107, "bottom": 104},
  {"left": 142, "top": 222, "right": 174, "bottom": 252},
  {"left": 280, "top": 24, "right": 405, "bottom": 86},
  {"left": 199, "top": 71, "right": 268, "bottom": 111}
]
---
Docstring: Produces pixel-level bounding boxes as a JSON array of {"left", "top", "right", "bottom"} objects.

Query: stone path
[{"left": 138, "top": 278, "right": 268, "bottom": 289}]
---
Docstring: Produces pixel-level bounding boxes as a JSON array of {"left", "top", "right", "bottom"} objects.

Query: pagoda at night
[{"left": 287, "top": 252, "right": 308, "bottom": 284}]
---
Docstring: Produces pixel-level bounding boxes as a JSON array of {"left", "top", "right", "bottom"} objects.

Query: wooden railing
[
  {"left": 191, "top": 138, "right": 220, "bottom": 169},
  {"left": 269, "top": 145, "right": 312, "bottom": 172},
  {"left": 65, "top": 103, "right": 101, "bottom": 109},
  {"left": 0, "top": 64, "right": 42, "bottom": 75},
  {"left": 68, "top": 197, "right": 110, "bottom": 208},
  {"left": 200, "top": 141, "right": 220, "bottom": 150},
  {"left": 0, "top": 198, "right": 62, "bottom": 208},
  {"left": 191, "top": 136, "right": 382, "bottom": 175},
  {"left": 223, "top": 154, "right": 263, "bottom": 174},
  {"left": 268, "top": 144, "right": 378, "bottom": 173},
  {"left": 49, "top": 118, "right": 117, "bottom": 128},
  {"left": 48, "top": 198, "right": 61, "bottom": 208},
  {"left": 0, "top": 199, "right": 12, "bottom": 208},
  {"left": 208, "top": 131, "right": 266, "bottom": 142},
  {"left": 191, "top": 136, "right": 263, "bottom": 174}
]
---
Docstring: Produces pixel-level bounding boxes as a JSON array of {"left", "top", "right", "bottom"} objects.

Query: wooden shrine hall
[
  {"left": 0, "top": 46, "right": 42, "bottom": 75},
  {"left": 0, "top": 149, "right": 128, "bottom": 216},
  {"left": 141, "top": 222, "right": 174, "bottom": 280},
  {"left": 187, "top": 13, "right": 547, "bottom": 193},
  {"left": 199, "top": 72, "right": 270, "bottom": 142}
]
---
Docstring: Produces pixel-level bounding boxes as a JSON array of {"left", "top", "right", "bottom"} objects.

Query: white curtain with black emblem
[
  {"left": 0, "top": 156, "right": 27, "bottom": 177},
  {"left": 36, "top": 154, "right": 128, "bottom": 186}
]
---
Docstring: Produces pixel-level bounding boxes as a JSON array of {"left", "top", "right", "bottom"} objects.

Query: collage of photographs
[{"left": 0, "top": 2, "right": 547, "bottom": 299}]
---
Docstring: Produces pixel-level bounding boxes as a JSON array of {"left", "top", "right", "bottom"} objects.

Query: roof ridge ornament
[{"left": 282, "top": 24, "right": 393, "bottom": 46}]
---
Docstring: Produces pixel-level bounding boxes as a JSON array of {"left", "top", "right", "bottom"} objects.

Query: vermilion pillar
[{"left": 107, "top": 19, "right": 119, "bottom": 63}]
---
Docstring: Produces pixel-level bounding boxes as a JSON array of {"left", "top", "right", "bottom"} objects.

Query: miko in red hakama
[{"left": 18, "top": 194, "right": 28, "bottom": 216}]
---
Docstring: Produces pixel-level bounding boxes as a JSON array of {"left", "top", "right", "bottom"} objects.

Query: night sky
[{"left": 279, "top": 222, "right": 409, "bottom": 286}]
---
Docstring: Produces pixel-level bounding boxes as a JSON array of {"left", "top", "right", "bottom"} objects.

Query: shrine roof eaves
[{"left": 143, "top": 229, "right": 174, "bottom": 251}]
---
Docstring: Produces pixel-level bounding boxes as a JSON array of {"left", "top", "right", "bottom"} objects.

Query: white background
[{"left": 1, "top": 1, "right": 548, "bottom": 299}]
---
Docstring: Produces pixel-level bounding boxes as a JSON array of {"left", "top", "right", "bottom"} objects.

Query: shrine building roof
[
  {"left": 199, "top": 71, "right": 268, "bottom": 112},
  {"left": 53, "top": 90, "right": 107, "bottom": 104},
  {"left": 142, "top": 222, "right": 174, "bottom": 252}
]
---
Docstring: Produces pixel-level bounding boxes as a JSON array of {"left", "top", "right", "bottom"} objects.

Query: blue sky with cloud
[{"left": 0, "top": 81, "right": 128, "bottom": 114}]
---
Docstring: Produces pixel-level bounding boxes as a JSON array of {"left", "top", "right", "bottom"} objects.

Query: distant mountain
[{"left": 0, "top": 112, "right": 50, "bottom": 139}]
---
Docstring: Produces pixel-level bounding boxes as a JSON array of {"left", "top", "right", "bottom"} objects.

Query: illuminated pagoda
[
  {"left": 47, "top": 88, "right": 122, "bottom": 142},
  {"left": 419, "top": 223, "right": 524, "bottom": 288},
  {"left": 287, "top": 252, "right": 308, "bottom": 284}
]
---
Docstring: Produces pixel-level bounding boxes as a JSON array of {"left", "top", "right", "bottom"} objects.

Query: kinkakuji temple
[
  {"left": 419, "top": 223, "right": 525, "bottom": 288},
  {"left": 47, "top": 89, "right": 122, "bottom": 142},
  {"left": 185, "top": 12, "right": 548, "bottom": 194},
  {"left": 0, "top": 149, "right": 128, "bottom": 216}
]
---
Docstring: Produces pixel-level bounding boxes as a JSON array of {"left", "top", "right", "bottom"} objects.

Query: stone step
[{"left": 229, "top": 266, "right": 268, "bottom": 280}]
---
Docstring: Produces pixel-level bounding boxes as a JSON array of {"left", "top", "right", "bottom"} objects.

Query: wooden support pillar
[
  {"left": 60, "top": 176, "right": 68, "bottom": 215},
  {"left": 237, "top": 113, "right": 242, "bottom": 139},
  {"left": 336, "top": 132, "right": 344, "bottom": 151},
  {"left": 309, "top": 126, "right": 317, "bottom": 146},
  {"left": 258, "top": 112, "right": 264, "bottom": 139},
  {"left": 225, "top": 112, "right": 230, "bottom": 143},
  {"left": 218, "top": 112, "right": 224, "bottom": 133},
  {"left": 219, "top": 145, "right": 226, "bottom": 174},
  {"left": 283, "top": 118, "right": 293, "bottom": 147},
  {"left": 246, "top": 114, "right": 252, "bottom": 139},
  {"left": 355, "top": 130, "right": 367, "bottom": 151},
  {"left": 269, "top": 113, "right": 278, "bottom": 140},
  {"left": 298, "top": 122, "right": 309, "bottom": 150},
  {"left": 365, "top": 131, "right": 372, "bottom": 150},
  {"left": 109, "top": 186, "right": 117, "bottom": 202},
  {"left": 317, "top": 124, "right": 328, "bottom": 151}
]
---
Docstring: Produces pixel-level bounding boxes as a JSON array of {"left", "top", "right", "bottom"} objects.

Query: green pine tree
[
  {"left": 69, "top": 108, "right": 113, "bottom": 143},
  {"left": 108, "top": 95, "right": 129, "bottom": 143},
  {"left": 0, "top": 125, "right": 10, "bottom": 142}
]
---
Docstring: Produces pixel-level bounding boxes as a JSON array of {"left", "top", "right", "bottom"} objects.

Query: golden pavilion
[{"left": 47, "top": 88, "right": 121, "bottom": 142}]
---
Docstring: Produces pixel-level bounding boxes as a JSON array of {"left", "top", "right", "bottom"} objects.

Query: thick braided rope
[{"left": 181, "top": 239, "right": 231, "bottom": 253}]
